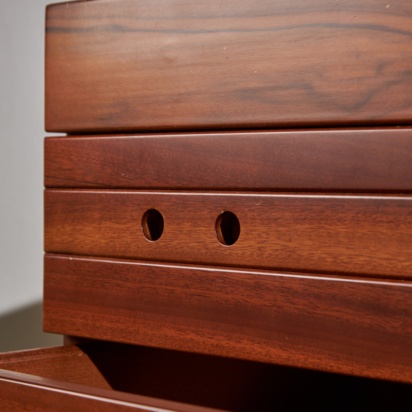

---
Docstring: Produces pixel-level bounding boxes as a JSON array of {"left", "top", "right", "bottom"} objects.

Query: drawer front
[
  {"left": 44, "top": 190, "right": 412, "bottom": 279},
  {"left": 46, "top": 0, "right": 412, "bottom": 132},
  {"left": 43, "top": 254, "right": 412, "bottom": 383},
  {"left": 45, "top": 129, "right": 412, "bottom": 192}
]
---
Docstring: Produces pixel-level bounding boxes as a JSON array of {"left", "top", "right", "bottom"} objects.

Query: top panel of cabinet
[{"left": 45, "top": 0, "right": 412, "bottom": 133}]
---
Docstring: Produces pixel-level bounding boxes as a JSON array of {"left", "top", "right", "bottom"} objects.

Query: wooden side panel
[
  {"left": 44, "top": 191, "right": 412, "bottom": 279},
  {"left": 44, "top": 129, "right": 412, "bottom": 191},
  {"left": 45, "top": 0, "right": 412, "bottom": 132},
  {"left": 43, "top": 254, "right": 412, "bottom": 383}
]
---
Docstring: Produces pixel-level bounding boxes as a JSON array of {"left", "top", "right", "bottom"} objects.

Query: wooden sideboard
[{"left": 1, "top": 0, "right": 411, "bottom": 410}]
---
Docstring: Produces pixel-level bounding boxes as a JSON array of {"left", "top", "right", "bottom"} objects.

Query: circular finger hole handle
[
  {"left": 215, "top": 211, "right": 240, "bottom": 246},
  {"left": 142, "top": 209, "right": 164, "bottom": 241}
]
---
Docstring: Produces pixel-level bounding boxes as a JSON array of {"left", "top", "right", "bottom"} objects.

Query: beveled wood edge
[{"left": 0, "top": 357, "right": 225, "bottom": 412}]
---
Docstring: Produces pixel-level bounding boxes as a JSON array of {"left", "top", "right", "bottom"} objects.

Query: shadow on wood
[{"left": 78, "top": 340, "right": 412, "bottom": 412}]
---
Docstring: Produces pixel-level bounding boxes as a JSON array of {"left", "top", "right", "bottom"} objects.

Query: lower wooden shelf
[{"left": 0, "top": 341, "right": 411, "bottom": 411}]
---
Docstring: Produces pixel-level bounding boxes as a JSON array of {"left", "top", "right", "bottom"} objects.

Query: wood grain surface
[
  {"left": 45, "top": 128, "right": 412, "bottom": 191},
  {"left": 44, "top": 190, "right": 412, "bottom": 279},
  {"left": 45, "top": 0, "right": 412, "bottom": 133},
  {"left": 43, "top": 254, "right": 412, "bottom": 383}
]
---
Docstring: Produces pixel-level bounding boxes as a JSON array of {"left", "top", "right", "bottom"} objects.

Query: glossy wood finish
[
  {"left": 44, "top": 190, "right": 412, "bottom": 279},
  {"left": 43, "top": 254, "right": 412, "bottom": 383},
  {"left": 39, "top": 0, "right": 412, "bottom": 401},
  {"left": 45, "top": 128, "right": 412, "bottom": 192},
  {"left": 45, "top": 0, "right": 412, "bottom": 133}
]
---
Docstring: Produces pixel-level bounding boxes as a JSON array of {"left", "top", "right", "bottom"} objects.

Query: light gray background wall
[{"left": 0, "top": 0, "right": 62, "bottom": 351}]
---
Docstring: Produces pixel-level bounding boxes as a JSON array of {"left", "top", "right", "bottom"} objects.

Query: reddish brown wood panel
[
  {"left": 43, "top": 254, "right": 412, "bottom": 383},
  {"left": 44, "top": 190, "right": 412, "bottom": 279},
  {"left": 45, "top": 0, "right": 412, "bottom": 133},
  {"left": 45, "top": 128, "right": 412, "bottom": 191}
]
